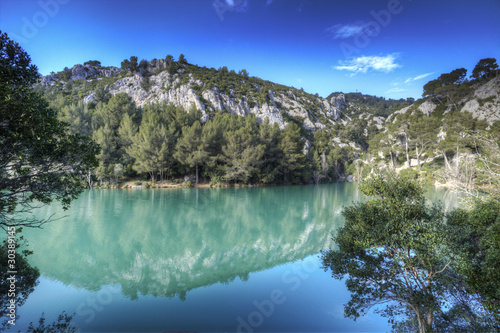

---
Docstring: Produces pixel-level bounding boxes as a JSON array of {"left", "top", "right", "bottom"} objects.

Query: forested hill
[{"left": 36, "top": 56, "right": 500, "bottom": 189}]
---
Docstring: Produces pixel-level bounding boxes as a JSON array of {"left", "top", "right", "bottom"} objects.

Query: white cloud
[
  {"left": 404, "top": 72, "right": 434, "bottom": 84},
  {"left": 386, "top": 87, "right": 406, "bottom": 94},
  {"left": 222, "top": 0, "right": 248, "bottom": 11},
  {"left": 326, "top": 23, "right": 366, "bottom": 39},
  {"left": 333, "top": 54, "right": 401, "bottom": 75}
]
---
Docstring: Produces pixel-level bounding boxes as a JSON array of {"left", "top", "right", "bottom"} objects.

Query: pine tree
[
  {"left": 471, "top": 57, "right": 498, "bottom": 81},
  {"left": 258, "top": 118, "right": 282, "bottom": 183},
  {"left": 59, "top": 101, "right": 91, "bottom": 137},
  {"left": 92, "top": 122, "right": 116, "bottom": 181},
  {"left": 222, "top": 127, "right": 264, "bottom": 183},
  {"left": 278, "top": 123, "right": 306, "bottom": 183},
  {"left": 126, "top": 110, "right": 175, "bottom": 182},
  {"left": 174, "top": 121, "right": 208, "bottom": 184}
]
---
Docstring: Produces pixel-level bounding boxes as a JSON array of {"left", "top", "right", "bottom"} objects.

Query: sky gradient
[{"left": 1, "top": 0, "right": 499, "bottom": 100}]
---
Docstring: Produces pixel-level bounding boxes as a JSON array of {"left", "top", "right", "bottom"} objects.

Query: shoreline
[
  {"left": 91, "top": 179, "right": 496, "bottom": 193},
  {"left": 115, "top": 180, "right": 272, "bottom": 190}
]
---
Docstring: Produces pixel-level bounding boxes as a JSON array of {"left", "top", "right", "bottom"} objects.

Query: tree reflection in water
[{"left": 0, "top": 235, "right": 75, "bottom": 332}]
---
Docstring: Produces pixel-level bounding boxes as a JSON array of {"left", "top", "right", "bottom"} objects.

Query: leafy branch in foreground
[
  {"left": 322, "top": 172, "right": 500, "bottom": 332},
  {"left": 447, "top": 199, "right": 500, "bottom": 317},
  {"left": 0, "top": 31, "right": 99, "bottom": 228},
  {"left": 20, "top": 312, "right": 76, "bottom": 333},
  {"left": 321, "top": 173, "right": 453, "bottom": 333},
  {"left": 0, "top": 235, "right": 76, "bottom": 332}
]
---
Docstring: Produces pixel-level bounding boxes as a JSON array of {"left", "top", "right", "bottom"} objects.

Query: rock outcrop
[
  {"left": 40, "top": 63, "right": 123, "bottom": 85},
  {"left": 460, "top": 76, "right": 500, "bottom": 125},
  {"left": 40, "top": 59, "right": 345, "bottom": 130}
]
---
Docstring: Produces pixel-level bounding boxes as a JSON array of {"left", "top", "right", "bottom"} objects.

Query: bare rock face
[
  {"left": 418, "top": 100, "right": 437, "bottom": 116},
  {"left": 103, "top": 62, "right": 346, "bottom": 130},
  {"left": 71, "top": 64, "right": 100, "bottom": 80},
  {"left": 39, "top": 72, "right": 58, "bottom": 86},
  {"left": 83, "top": 92, "right": 97, "bottom": 104},
  {"left": 40, "top": 58, "right": 348, "bottom": 132},
  {"left": 460, "top": 77, "right": 500, "bottom": 125},
  {"left": 329, "top": 94, "right": 346, "bottom": 113},
  {"left": 474, "top": 76, "right": 500, "bottom": 100},
  {"left": 39, "top": 64, "right": 123, "bottom": 84}
]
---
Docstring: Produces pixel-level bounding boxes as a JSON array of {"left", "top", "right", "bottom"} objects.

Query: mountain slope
[
  {"left": 37, "top": 56, "right": 500, "bottom": 186},
  {"left": 40, "top": 58, "right": 345, "bottom": 131}
]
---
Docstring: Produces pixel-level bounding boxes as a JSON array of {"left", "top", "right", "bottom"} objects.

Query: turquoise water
[{"left": 8, "top": 184, "right": 456, "bottom": 332}]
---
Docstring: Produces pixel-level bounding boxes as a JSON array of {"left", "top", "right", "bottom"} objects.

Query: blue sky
[{"left": 1, "top": 0, "right": 499, "bottom": 100}]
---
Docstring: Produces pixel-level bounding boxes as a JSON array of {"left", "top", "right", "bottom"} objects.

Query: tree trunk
[
  {"left": 406, "top": 141, "right": 410, "bottom": 168},
  {"left": 442, "top": 149, "right": 451, "bottom": 170},
  {"left": 426, "top": 311, "right": 433, "bottom": 333},
  {"left": 404, "top": 131, "right": 410, "bottom": 168},
  {"left": 390, "top": 150, "right": 395, "bottom": 170},
  {"left": 195, "top": 164, "right": 199, "bottom": 184},
  {"left": 321, "top": 152, "right": 328, "bottom": 173},
  {"left": 87, "top": 169, "right": 94, "bottom": 189},
  {"left": 414, "top": 308, "right": 426, "bottom": 333},
  {"left": 416, "top": 145, "right": 421, "bottom": 172}
]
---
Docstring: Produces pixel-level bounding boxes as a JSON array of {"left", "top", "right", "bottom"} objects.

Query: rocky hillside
[
  {"left": 39, "top": 57, "right": 500, "bottom": 133},
  {"left": 387, "top": 76, "right": 500, "bottom": 126},
  {"left": 40, "top": 59, "right": 347, "bottom": 131},
  {"left": 460, "top": 76, "right": 500, "bottom": 125},
  {"left": 37, "top": 56, "right": 499, "bottom": 185}
]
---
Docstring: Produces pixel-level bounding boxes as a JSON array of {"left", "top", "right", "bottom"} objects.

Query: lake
[{"left": 7, "top": 183, "right": 458, "bottom": 332}]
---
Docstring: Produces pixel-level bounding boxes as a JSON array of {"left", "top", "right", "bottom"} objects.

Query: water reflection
[
  {"left": 22, "top": 184, "right": 458, "bottom": 303},
  {"left": 23, "top": 184, "right": 358, "bottom": 300}
]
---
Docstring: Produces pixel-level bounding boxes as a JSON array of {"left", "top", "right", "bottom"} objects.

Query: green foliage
[
  {"left": 478, "top": 95, "right": 495, "bottom": 107},
  {"left": 121, "top": 56, "right": 138, "bottom": 73},
  {"left": 222, "top": 116, "right": 265, "bottom": 183},
  {"left": 56, "top": 66, "right": 72, "bottom": 81},
  {"left": 258, "top": 119, "right": 283, "bottom": 183},
  {"left": 209, "top": 175, "right": 223, "bottom": 187},
  {"left": 58, "top": 100, "right": 92, "bottom": 137},
  {"left": 447, "top": 199, "right": 500, "bottom": 315},
  {"left": 178, "top": 53, "right": 187, "bottom": 66},
  {"left": 84, "top": 60, "right": 101, "bottom": 67},
  {"left": 338, "top": 119, "right": 369, "bottom": 151},
  {"left": 239, "top": 69, "right": 249, "bottom": 77},
  {"left": 141, "top": 75, "right": 151, "bottom": 91},
  {"left": 398, "top": 167, "right": 419, "bottom": 179},
  {"left": 32, "top": 47, "right": 500, "bottom": 188},
  {"left": 167, "top": 56, "right": 178, "bottom": 75},
  {"left": 471, "top": 57, "right": 498, "bottom": 81},
  {"left": 126, "top": 106, "right": 176, "bottom": 182},
  {"left": 0, "top": 236, "right": 40, "bottom": 320},
  {"left": 279, "top": 123, "right": 308, "bottom": 183},
  {"left": 329, "top": 92, "right": 413, "bottom": 117},
  {"left": 94, "top": 81, "right": 109, "bottom": 103},
  {"left": 22, "top": 312, "right": 76, "bottom": 333},
  {"left": 139, "top": 59, "right": 148, "bottom": 71},
  {"left": 174, "top": 121, "right": 208, "bottom": 184},
  {"left": 0, "top": 31, "right": 99, "bottom": 227},
  {"left": 422, "top": 68, "right": 472, "bottom": 105},
  {"left": 322, "top": 173, "right": 452, "bottom": 332}
]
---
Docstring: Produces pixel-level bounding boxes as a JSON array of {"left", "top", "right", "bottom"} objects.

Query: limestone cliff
[
  {"left": 460, "top": 76, "right": 500, "bottom": 125},
  {"left": 40, "top": 59, "right": 345, "bottom": 130}
]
